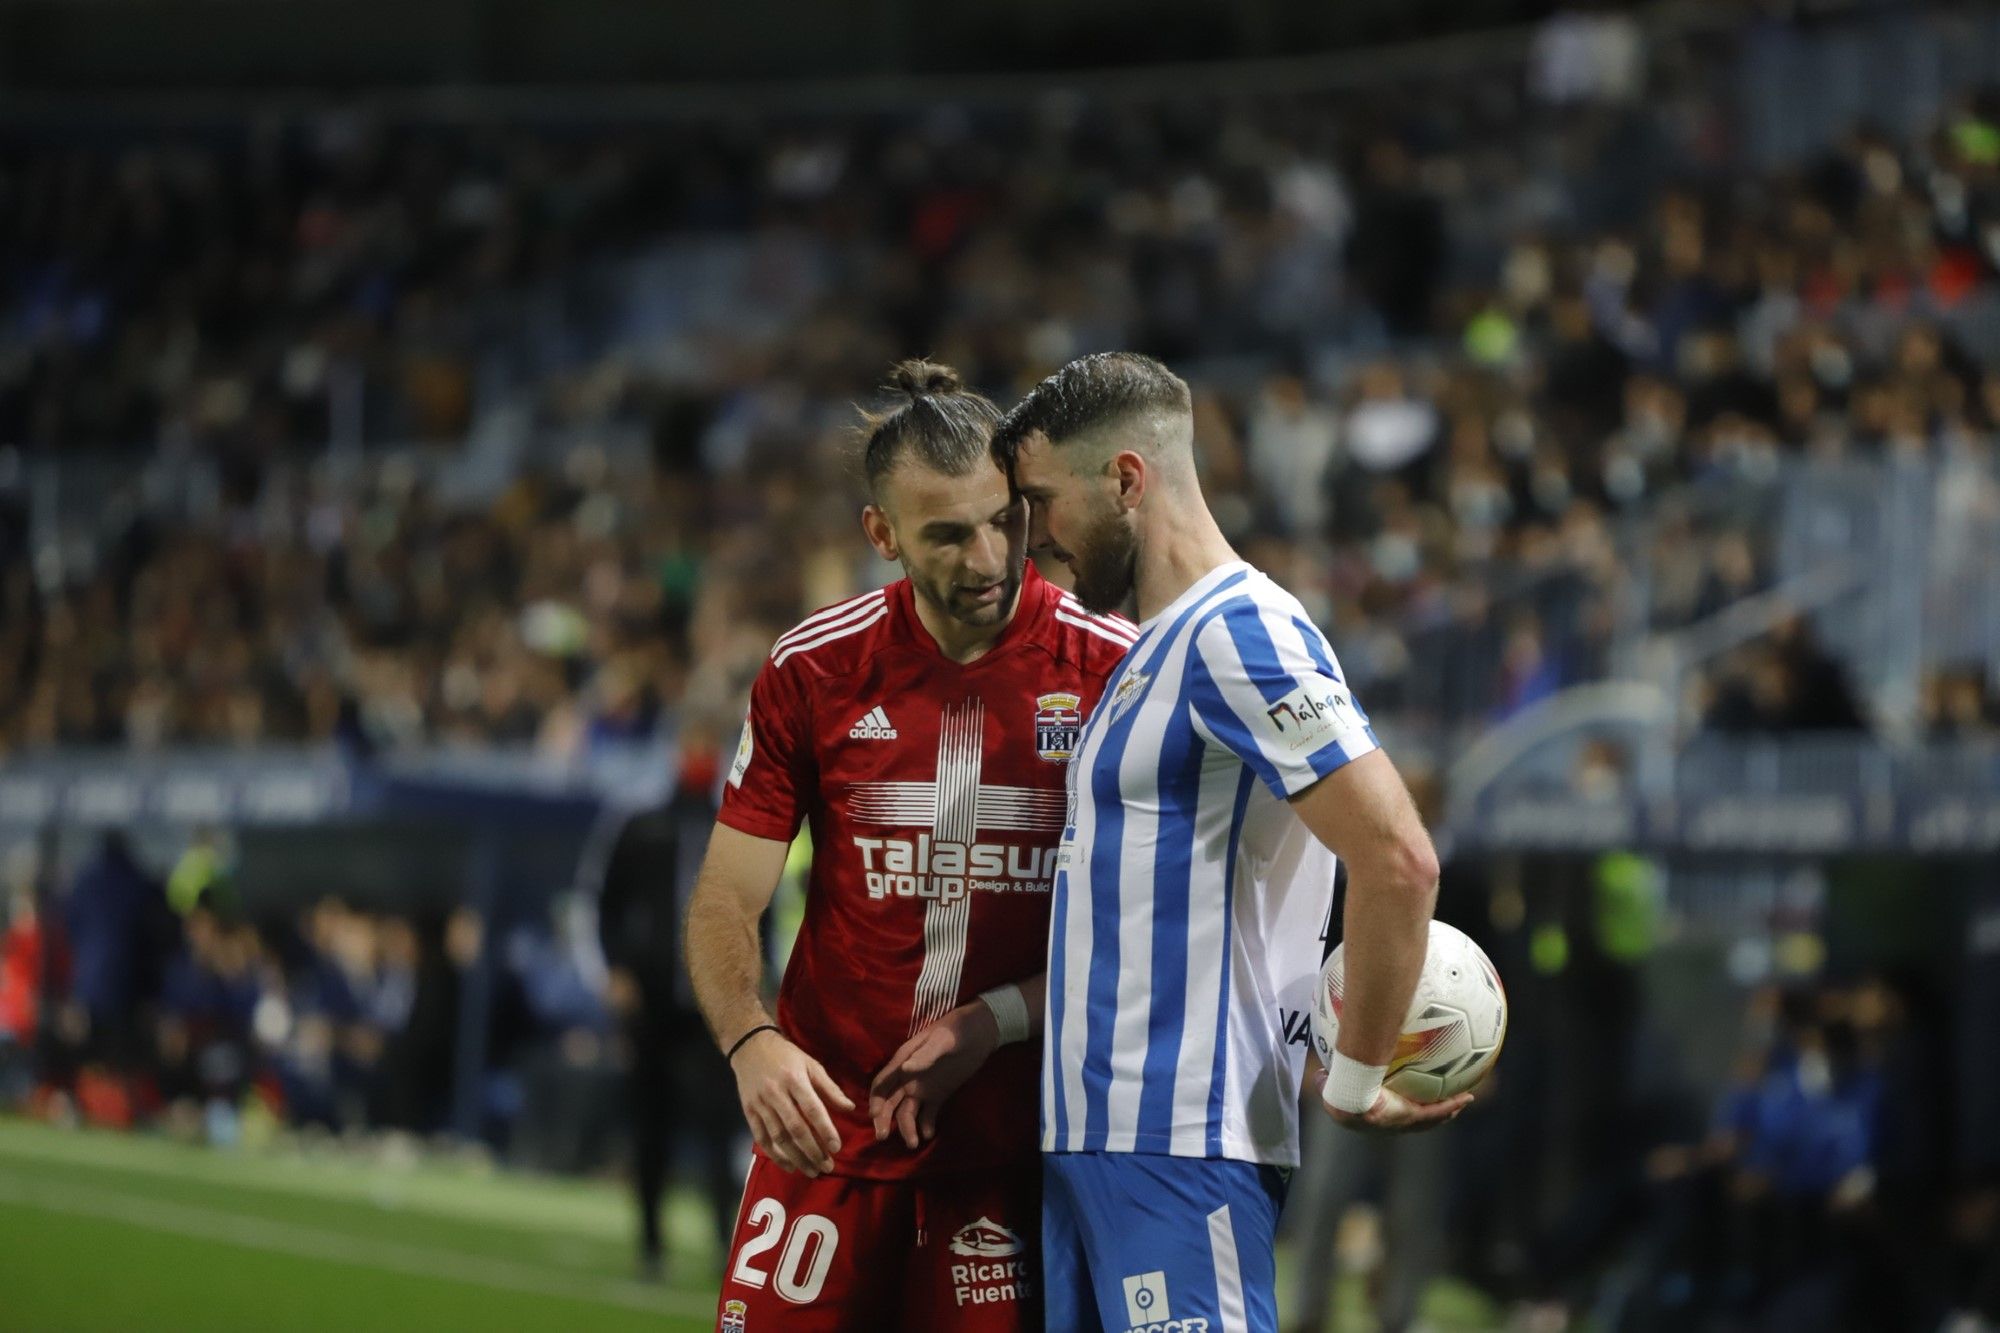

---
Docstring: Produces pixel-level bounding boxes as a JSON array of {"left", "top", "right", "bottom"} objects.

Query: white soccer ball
[{"left": 1311, "top": 918, "right": 1508, "bottom": 1103}]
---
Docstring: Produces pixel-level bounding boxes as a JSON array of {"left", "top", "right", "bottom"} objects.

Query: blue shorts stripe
[{"left": 1041, "top": 1152, "right": 1286, "bottom": 1333}]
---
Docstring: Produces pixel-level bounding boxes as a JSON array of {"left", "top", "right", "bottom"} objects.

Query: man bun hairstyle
[
  {"left": 889, "top": 361, "right": 963, "bottom": 397},
  {"left": 860, "top": 358, "right": 1003, "bottom": 492},
  {"left": 990, "top": 351, "right": 1192, "bottom": 472}
]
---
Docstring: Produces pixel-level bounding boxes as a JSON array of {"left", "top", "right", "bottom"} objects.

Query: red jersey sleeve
[{"left": 717, "top": 655, "right": 816, "bottom": 842}]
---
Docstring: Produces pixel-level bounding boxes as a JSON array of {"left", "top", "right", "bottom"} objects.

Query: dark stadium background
[{"left": 1, "top": 1, "right": 1998, "bottom": 1329}]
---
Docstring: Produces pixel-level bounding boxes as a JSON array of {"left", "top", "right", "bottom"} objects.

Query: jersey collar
[{"left": 1139, "top": 560, "right": 1254, "bottom": 633}]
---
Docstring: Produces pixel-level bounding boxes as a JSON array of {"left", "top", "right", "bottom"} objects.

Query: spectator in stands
[
  {"left": 1245, "top": 373, "right": 1341, "bottom": 538},
  {"left": 165, "top": 828, "right": 235, "bottom": 919},
  {"left": 1943, "top": 1170, "right": 2000, "bottom": 1329},
  {"left": 1341, "top": 361, "right": 1440, "bottom": 483},
  {"left": 306, "top": 900, "right": 421, "bottom": 1132},
  {"left": 1530, "top": 1, "right": 1646, "bottom": 108},
  {"left": 286, "top": 897, "right": 366, "bottom": 1129},
  {"left": 2, "top": 67, "right": 1978, "bottom": 748},
  {"left": 1347, "top": 139, "right": 1446, "bottom": 340},
  {"left": 1702, "top": 645, "right": 1793, "bottom": 735},
  {"left": 1693, "top": 532, "right": 1766, "bottom": 625},
  {"left": 369, "top": 913, "right": 460, "bottom": 1137},
  {"left": 431, "top": 903, "right": 541, "bottom": 1150},
  {"left": 1491, "top": 613, "right": 1566, "bottom": 722},
  {"left": 1841, "top": 971, "right": 1956, "bottom": 1329},
  {"left": 503, "top": 894, "right": 617, "bottom": 1173},
  {"left": 1923, "top": 665, "right": 2000, "bottom": 739},
  {"left": 1701, "top": 616, "right": 1870, "bottom": 736},
  {"left": 1770, "top": 614, "right": 1869, "bottom": 732},
  {"left": 155, "top": 906, "right": 268, "bottom": 1144}
]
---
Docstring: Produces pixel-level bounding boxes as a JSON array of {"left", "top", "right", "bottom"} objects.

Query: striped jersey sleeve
[{"left": 1186, "top": 595, "right": 1379, "bottom": 799}]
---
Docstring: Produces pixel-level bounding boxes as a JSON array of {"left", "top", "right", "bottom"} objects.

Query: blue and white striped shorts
[{"left": 1042, "top": 1151, "right": 1288, "bottom": 1333}]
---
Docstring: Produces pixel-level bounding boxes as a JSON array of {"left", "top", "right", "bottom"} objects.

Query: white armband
[
  {"left": 1321, "top": 1051, "right": 1387, "bottom": 1115},
  {"left": 977, "top": 983, "right": 1031, "bottom": 1046}
]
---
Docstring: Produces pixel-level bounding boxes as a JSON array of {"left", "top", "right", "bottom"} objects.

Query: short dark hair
[
  {"left": 990, "top": 352, "right": 1192, "bottom": 472},
  {"left": 859, "top": 360, "right": 1003, "bottom": 493}
]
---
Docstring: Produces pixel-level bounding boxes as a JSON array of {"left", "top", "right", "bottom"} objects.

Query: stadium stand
[{"left": 5, "top": 3, "right": 2000, "bottom": 1329}]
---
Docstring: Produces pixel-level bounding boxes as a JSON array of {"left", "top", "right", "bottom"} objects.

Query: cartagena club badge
[{"left": 1034, "top": 692, "right": 1082, "bottom": 763}]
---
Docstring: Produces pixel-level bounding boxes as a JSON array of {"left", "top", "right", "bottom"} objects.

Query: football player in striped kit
[
  {"left": 687, "top": 361, "right": 1132, "bottom": 1331},
  {"left": 993, "top": 352, "right": 1469, "bottom": 1333}
]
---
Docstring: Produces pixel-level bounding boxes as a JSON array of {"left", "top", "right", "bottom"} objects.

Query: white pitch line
[
  {"left": 0, "top": 1172, "right": 714, "bottom": 1320},
  {"left": 0, "top": 1126, "right": 628, "bottom": 1242}
]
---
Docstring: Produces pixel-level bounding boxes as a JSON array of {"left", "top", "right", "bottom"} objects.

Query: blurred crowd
[
  {"left": 8, "top": 820, "right": 1999, "bottom": 1325},
  {"left": 3, "top": 5, "right": 1998, "bottom": 1328},
  {"left": 1275, "top": 842, "right": 2000, "bottom": 1333},
  {"left": 1514, "top": 972, "right": 1996, "bottom": 1332},
  {"left": 0, "top": 829, "right": 651, "bottom": 1165},
  {"left": 0, "top": 6, "right": 1998, "bottom": 756}
]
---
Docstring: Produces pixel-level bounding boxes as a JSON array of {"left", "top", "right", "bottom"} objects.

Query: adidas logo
[{"left": 849, "top": 706, "right": 898, "bottom": 740}]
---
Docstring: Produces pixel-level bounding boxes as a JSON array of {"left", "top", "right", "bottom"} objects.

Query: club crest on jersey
[
  {"left": 1104, "top": 670, "right": 1151, "bottom": 726},
  {"left": 1033, "top": 692, "right": 1083, "bottom": 763},
  {"left": 721, "top": 1298, "right": 748, "bottom": 1331},
  {"left": 949, "top": 1216, "right": 1024, "bottom": 1258}
]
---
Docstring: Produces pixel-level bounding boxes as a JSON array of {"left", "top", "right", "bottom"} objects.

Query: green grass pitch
[
  {"left": 0, "top": 1117, "right": 720, "bottom": 1332},
  {"left": 0, "top": 1116, "right": 1508, "bottom": 1331}
]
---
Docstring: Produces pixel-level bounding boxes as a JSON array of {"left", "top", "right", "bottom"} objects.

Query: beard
[
  {"left": 909, "top": 559, "right": 1023, "bottom": 629},
  {"left": 1066, "top": 506, "right": 1139, "bottom": 615}
]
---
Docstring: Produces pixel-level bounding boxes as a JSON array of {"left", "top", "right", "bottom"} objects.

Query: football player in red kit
[{"left": 687, "top": 360, "right": 1133, "bottom": 1331}]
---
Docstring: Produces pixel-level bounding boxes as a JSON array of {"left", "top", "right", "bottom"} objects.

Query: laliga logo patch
[
  {"left": 721, "top": 1297, "right": 748, "bottom": 1331},
  {"left": 1120, "top": 1270, "right": 1211, "bottom": 1332},
  {"left": 727, "top": 716, "right": 754, "bottom": 788},
  {"left": 948, "top": 1216, "right": 1024, "bottom": 1258},
  {"left": 1034, "top": 692, "right": 1083, "bottom": 764},
  {"left": 1124, "top": 1271, "right": 1171, "bottom": 1324},
  {"left": 1104, "top": 670, "right": 1151, "bottom": 725}
]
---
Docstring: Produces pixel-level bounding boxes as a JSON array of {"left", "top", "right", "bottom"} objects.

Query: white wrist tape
[
  {"left": 978, "top": 984, "right": 1031, "bottom": 1046},
  {"left": 1321, "top": 1052, "right": 1387, "bottom": 1115}
]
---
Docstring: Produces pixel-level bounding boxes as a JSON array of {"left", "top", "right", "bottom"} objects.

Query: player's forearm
[
  {"left": 685, "top": 875, "right": 775, "bottom": 1051},
  {"left": 1333, "top": 852, "right": 1438, "bottom": 1067},
  {"left": 1286, "top": 754, "right": 1440, "bottom": 1074},
  {"left": 975, "top": 970, "right": 1047, "bottom": 1044}
]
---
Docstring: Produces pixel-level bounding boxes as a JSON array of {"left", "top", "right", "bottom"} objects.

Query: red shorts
[{"left": 715, "top": 1154, "right": 1041, "bottom": 1332}]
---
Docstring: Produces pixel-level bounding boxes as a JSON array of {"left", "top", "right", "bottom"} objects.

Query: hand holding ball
[{"left": 1312, "top": 919, "right": 1507, "bottom": 1105}]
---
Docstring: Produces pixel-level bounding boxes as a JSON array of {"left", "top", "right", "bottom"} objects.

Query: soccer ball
[{"left": 1311, "top": 919, "right": 1507, "bottom": 1103}]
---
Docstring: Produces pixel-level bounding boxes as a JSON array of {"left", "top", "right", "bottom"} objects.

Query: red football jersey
[{"left": 718, "top": 562, "right": 1133, "bottom": 1180}]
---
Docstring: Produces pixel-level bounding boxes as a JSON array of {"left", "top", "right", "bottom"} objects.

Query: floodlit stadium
[{"left": 3, "top": 2, "right": 1999, "bottom": 1329}]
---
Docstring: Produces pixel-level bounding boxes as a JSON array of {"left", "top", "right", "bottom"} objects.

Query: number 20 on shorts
[{"left": 730, "top": 1198, "right": 841, "bottom": 1304}]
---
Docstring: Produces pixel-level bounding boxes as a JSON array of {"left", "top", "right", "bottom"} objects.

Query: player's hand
[
  {"left": 867, "top": 1001, "right": 1000, "bottom": 1149},
  {"left": 731, "top": 1029, "right": 855, "bottom": 1177},
  {"left": 1306, "top": 1063, "right": 1472, "bottom": 1134}
]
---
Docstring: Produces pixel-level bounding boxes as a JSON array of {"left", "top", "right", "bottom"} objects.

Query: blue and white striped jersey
[{"left": 1042, "top": 561, "right": 1380, "bottom": 1168}]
